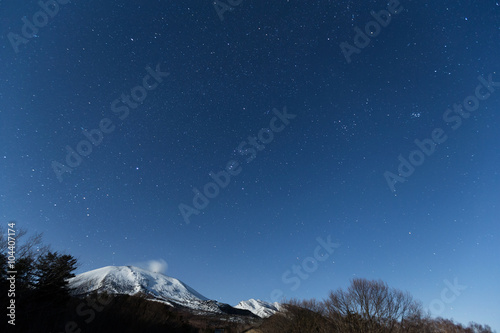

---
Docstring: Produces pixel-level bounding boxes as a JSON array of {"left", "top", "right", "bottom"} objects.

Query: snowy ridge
[
  {"left": 68, "top": 266, "right": 257, "bottom": 316},
  {"left": 69, "top": 266, "right": 208, "bottom": 303},
  {"left": 234, "top": 299, "right": 282, "bottom": 318},
  {"left": 68, "top": 266, "right": 218, "bottom": 312}
]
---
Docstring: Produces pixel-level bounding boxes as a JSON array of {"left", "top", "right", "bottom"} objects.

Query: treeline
[
  {"left": 256, "top": 278, "right": 495, "bottom": 333},
  {"left": 1, "top": 226, "right": 496, "bottom": 333},
  {"left": 0, "top": 226, "right": 251, "bottom": 332},
  {"left": 0, "top": 227, "right": 79, "bottom": 332}
]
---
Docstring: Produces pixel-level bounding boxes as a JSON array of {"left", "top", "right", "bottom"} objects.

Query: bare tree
[
  {"left": 259, "top": 298, "right": 330, "bottom": 333},
  {"left": 0, "top": 224, "right": 51, "bottom": 292},
  {"left": 0, "top": 225, "right": 50, "bottom": 261},
  {"left": 324, "top": 278, "right": 423, "bottom": 333}
]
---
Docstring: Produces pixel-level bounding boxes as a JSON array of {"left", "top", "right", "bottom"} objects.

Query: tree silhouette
[{"left": 34, "top": 251, "right": 78, "bottom": 301}]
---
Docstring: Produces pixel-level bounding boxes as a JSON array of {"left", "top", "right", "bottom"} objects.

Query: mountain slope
[
  {"left": 235, "top": 299, "right": 282, "bottom": 318},
  {"left": 69, "top": 266, "right": 207, "bottom": 304},
  {"left": 68, "top": 265, "right": 255, "bottom": 316},
  {"left": 69, "top": 265, "right": 283, "bottom": 319}
]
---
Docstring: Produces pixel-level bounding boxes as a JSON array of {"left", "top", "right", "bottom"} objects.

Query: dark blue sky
[{"left": 1, "top": 0, "right": 499, "bottom": 329}]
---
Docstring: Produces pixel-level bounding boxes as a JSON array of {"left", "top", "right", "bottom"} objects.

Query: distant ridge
[{"left": 234, "top": 299, "right": 282, "bottom": 318}]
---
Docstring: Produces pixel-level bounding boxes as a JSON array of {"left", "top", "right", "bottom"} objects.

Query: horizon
[{"left": 2, "top": 0, "right": 499, "bottom": 331}]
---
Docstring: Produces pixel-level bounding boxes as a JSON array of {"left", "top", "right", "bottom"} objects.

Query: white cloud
[{"left": 147, "top": 259, "right": 168, "bottom": 274}]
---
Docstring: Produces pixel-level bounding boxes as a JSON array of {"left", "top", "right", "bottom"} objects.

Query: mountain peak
[
  {"left": 69, "top": 265, "right": 208, "bottom": 304},
  {"left": 69, "top": 266, "right": 274, "bottom": 318},
  {"left": 234, "top": 298, "right": 282, "bottom": 318}
]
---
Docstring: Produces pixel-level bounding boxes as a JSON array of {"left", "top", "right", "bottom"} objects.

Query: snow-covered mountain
[
  {"left": 235, "top": 299, "right": 282, "bottom": 318},
  {"left": 69, "top": 266, "right": 207, "bottom": 303},
  {"left": 68, "top": 266, "right": 255, "bottom": 316}
]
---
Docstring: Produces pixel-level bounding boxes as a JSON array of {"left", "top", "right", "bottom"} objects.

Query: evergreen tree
[{"left": 34, "top": 251, "right": 78, "bottom": 302}]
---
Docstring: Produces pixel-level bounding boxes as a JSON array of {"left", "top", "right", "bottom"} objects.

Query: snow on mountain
[
  {"left": 68, "top": 266, "right": 237, "bottom": 314},
  {"left": 69, "top": 265, "right": 207, "bottom": 302},
  {"left": 234, "top": 299, "right": 282, "bottom": 318},
  {"left": 68, "top": 265, "right": 272, "bottom": 318}
]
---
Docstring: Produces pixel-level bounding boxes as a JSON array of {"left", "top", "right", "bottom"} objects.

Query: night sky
[{"left": 1, "top": 0, "right": 499, "bottom": 329}]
